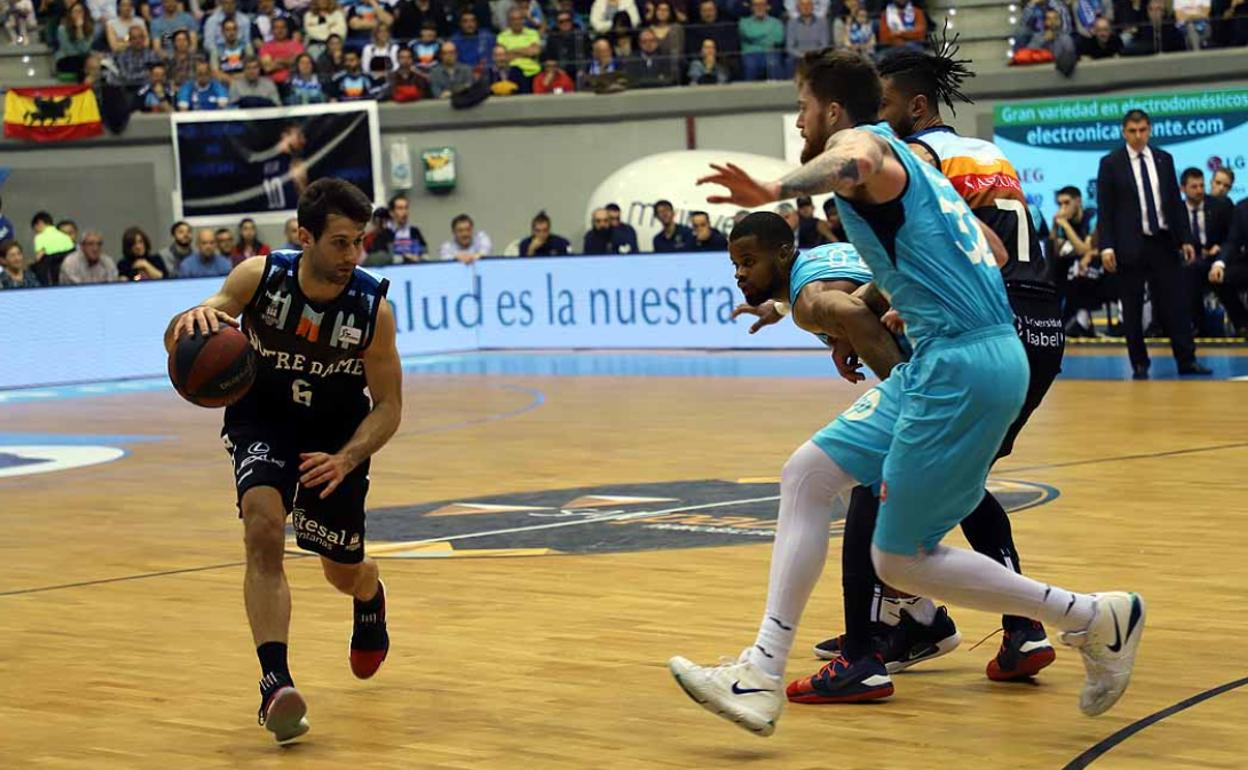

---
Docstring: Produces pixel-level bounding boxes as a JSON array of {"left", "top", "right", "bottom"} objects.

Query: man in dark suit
[
  {"left": 1097, "top": 109, "right": 1212, "bottom": 378},
  {"left": 1180, "top": 167, "right": 1235, "bottom": 335},
  {"left": 1209, "top": 198, "right": 1248, "bottom": 334}
]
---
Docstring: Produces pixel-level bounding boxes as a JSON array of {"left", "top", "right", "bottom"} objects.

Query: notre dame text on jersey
[{"left": 226, "top": 250, "right": 389, "bottom": 445}]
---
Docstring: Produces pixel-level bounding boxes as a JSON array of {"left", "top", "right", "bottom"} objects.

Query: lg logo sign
[{"left": 1018, "top": 168, "right": 1045, "bottom": 184}]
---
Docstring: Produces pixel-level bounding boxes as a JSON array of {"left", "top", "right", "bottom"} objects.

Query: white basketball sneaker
[
  {"left": 668, "top": 648, "right": 784, "bottom": 736},
  {"left": 1060, "top": 592, "right": 1146, "bottom": 717}
]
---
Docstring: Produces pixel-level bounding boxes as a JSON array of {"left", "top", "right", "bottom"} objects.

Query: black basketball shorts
[
  {"left": 222, "top": 424, "right": 370, "bottom": 564},
  {"left": 998, "top": 291, "right": 1065, "bottom": 460}
]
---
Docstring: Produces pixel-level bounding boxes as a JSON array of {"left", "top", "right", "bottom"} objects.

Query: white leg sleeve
[
  {"left": 749, "top": 441, "right": 857, "bottom": 677},
  {"left": 871, "top": 543, "right": 1096, "bottom": 633}
]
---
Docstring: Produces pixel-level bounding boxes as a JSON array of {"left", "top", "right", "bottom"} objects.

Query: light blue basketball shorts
[{"left": 812, "top": 324, "right": 1029, "bottom": 556}]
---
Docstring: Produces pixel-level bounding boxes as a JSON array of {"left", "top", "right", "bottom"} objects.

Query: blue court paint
[
  {"left": 0, "top": 433, "right": 167, "bottom": 445},
  {"left": 0, "top": 351, "right": 1245, "bottom": 404}
]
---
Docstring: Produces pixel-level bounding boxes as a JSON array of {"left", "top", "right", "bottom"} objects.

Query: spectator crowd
[
  {"left": 8, "top": 126, "right": 1248, "bottom": 355},
  {"left": 0, "top": 190, "right": 829, "bottom": 287},
  {"left": 1012, "top": 0, "right": 1248, "bottom": 68},
  {"left": 13, "top": 0, "right": 942, "bottom": 109}
]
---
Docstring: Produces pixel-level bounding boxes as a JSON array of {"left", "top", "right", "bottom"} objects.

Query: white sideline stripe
[{"left": 368, "top": 494, "right": 784, "bottom": 554}]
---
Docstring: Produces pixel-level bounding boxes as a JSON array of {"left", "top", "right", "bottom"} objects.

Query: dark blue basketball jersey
[{"left": 226, "top": 250, "right": 389, "bottom": 441}]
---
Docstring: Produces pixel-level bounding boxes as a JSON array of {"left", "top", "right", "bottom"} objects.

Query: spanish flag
[{"left": 4, "top": 85, "right": 102, "bottom": 142}]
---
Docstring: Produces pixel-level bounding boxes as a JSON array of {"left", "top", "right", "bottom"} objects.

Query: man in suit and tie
[
  {"left": 1180, "top": 167, "right": 1235, "bottom": 335},
  {"left": 1209, "top": 197, "right": 1248, "bottom": 334},
  {"left": 1097, "top": 109, "right": 1212, "bottom": 378}
]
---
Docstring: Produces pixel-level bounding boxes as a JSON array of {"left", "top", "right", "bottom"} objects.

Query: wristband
[{"left": 773, "top": 301, "right": 791, "bottom": 317}]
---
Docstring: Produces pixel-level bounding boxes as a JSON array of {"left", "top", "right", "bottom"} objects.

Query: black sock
[
  {"left": 959, "top": 491, "right": 1030, "bottom": 631},
  {"left": 257, "top": 641, "right": 290, "bottom": 682},
  {"left": 841, "top": 487, "right": 881, "bottom": 661}
]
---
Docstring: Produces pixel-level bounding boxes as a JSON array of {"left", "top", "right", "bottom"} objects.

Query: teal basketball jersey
[
  {"left": 788, "top": 242, "right": 873, "bottom": 304},
  {"left": 833, "top": 122, "right": 1014, "bottom": 348},
  {"left": 788, "top": 241, "right": 873, "bottom": 347}
]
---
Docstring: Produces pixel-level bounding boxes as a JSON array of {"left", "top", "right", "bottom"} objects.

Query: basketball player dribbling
[
  {"left": 667, "top": 49, "right": 1144, "bottom": 736},
  {"left": 163, "top": 178, "right": 402, "bottom": 743}
]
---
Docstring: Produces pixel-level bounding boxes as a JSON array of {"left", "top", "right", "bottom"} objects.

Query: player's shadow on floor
[{"left": 702, "top": 747, "right": 785, "bottom": 763}]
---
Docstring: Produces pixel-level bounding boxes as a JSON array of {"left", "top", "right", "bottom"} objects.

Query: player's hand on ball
[
  {"left": 732, "top": 300, "right": 783, "bottom": 333},
  {"left": 830, "top": 337, "right": 865, "bottom": 384},
  {"left": 176, "top": 306, "right": 240, "bottom": 340},
  {"left": 880, "top": 309, "right": 905, "bottom": 335},
  {"left": 299, "top": 452, "right": 355, "bottom": 499}
]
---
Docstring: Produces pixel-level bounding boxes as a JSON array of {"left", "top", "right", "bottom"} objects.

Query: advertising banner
[
  {"left": 0, "top": 253, "right": 816, "bottom": 389},
  {"left": 171, "top": 102, "right": 383, "bottom": 225},
  {"left": 993, "top": 88, "right": 1248, "bottom": 222}
]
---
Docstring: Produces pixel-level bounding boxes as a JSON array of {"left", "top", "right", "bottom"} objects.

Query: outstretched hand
[
  {"left": 731, "top": 300, "right": 784, "bottom": 334},
  {"left": 696, "top": 163, "right": 781, "bottom": 208}
]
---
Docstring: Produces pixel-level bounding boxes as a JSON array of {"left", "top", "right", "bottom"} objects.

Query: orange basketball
[{"left": 168, "top": 326, "right": 256, "bottom": 408}]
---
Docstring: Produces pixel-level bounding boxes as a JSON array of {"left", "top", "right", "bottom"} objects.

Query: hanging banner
[
  {"left": 993, "top": 88, "right": 1248, "bottom": 222},
  {"left": 171, "top": 101, "right": 383, "bottom": 225},
  {"left": 3, "top": 84, "right": 102, "bottom": 142}
]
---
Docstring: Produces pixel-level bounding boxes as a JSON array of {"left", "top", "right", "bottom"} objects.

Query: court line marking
[
  {"left": 0, "top": 496, "right": 781, "bottom": 596},
  {"left": 366, "top": 495, "right": 782, "bottom": 555},
  {"left": 6, "top": 439, "right": 1247, "bottom": 597},
  {"left": 1001, "top": 441, "right": 1248, "bottom": 474},
  {"left": 1062, "top": 675, "right": 1248, "bottom": 769}
]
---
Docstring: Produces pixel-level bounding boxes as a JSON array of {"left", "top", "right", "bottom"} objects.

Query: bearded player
[{"left": 667, "top": 49, "right": 1144, "bottom": 736}]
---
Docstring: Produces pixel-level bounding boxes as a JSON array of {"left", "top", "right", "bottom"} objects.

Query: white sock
[
  {"left": 871, "top": 543, "right": 1096, "bottom": 634},
  {"left": 747, "top": 441, "right": 855, "bottom": 678},
  {"left": 1076, "top": 309, "right": 1092, "bottom": 329},
  {"left": 879, "top": 594, "right": 937, "bottom": 626}
]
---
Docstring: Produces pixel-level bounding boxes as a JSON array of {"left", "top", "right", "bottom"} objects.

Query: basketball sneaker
[
  {"left": 257, "top": 673, "right": 309, "bottom": 743},
  {"left": 811, "top": 621, "right": 891, "bottom": 661},
  {"left": 1061, "top": 592, "right": 1146, "bottom": 716},
  {"left": 986, "top": 619, "right": 1056, "bottom": 681},
  {"left": 350, "top": 580, "right": 389, "bottom": 679},
  {"left": 786, "top": 654, "right": 893, "bottom": 704},
  {"left": 876, "top": 606, "right": 962, "bottom": 673},
  {"left": 668, "top": 649, "right": 784, "bottom": 736}
]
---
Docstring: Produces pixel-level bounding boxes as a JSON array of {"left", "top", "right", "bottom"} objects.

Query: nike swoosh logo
[
  {"left": 1107, "top": 606, "right": 1123, "bottom": 653},
  {"left": 732, "top": 681, "right": 774, "bottom": 695}
]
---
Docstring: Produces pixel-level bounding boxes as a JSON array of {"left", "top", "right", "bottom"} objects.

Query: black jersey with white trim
[{"left": 225, "top": 250, "right": 389, "bottom": 441}]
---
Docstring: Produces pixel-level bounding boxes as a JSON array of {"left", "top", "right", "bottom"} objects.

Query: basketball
[{"left": 168, "top": 326, "right": 256, "bottom": 408}]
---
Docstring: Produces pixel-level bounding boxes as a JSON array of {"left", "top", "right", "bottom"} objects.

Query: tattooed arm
[
  {"left": 698, "top": 128, "right": 907, "bottom": 208},
  {"left": 778, "top": 129, "right": 907, "bottom": 203}
]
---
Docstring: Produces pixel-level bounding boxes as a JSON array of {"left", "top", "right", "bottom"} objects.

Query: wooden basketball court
[{"left": 2, "top": 348, "right": 1246, "bottom": 769}]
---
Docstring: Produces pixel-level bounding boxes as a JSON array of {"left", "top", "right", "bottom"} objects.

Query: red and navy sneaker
[
  {"left": 258, "top": 672, "right": 309, "bottom": 743},
  {"left": 785, "top": 654, "right": 894, "bottom": 704},
  {"left": 986, "top": 619, "right": 1056, "bottom": 681},
  {"left": 350, "top": 580, "right": 389, "bottom": 679}
]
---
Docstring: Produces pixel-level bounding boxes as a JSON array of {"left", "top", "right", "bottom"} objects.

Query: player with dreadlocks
[{"left": 802, "top": 33, "right": 1068, "bottom": 696}]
